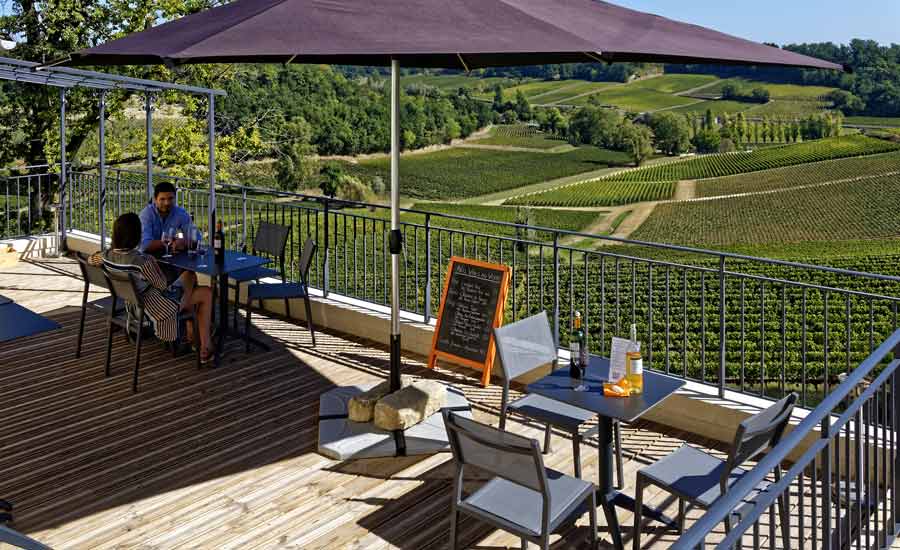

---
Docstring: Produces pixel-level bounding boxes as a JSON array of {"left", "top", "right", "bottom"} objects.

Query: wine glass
[
  {"left": 236, "top": 239, "right": 247, "bottom": 262},
  {"left": 196, "top": 232, "right": 208, "bottom": 268},
  {"left": 161, "top": 228, "right": 174, "bottom": 258}
]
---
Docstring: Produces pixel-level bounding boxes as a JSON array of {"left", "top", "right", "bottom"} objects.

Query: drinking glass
[
  {"left": 161, "top": 228, "right": 174, "bottom": 258},
  {"left": 196, "top": 232, "right": 208, "bottom": 268},
  {"left": 186, "top": 227, "right": 195, "bottom": 257},
  {"left": 236, "top": 239, "right": 247, "bottom": 262}
]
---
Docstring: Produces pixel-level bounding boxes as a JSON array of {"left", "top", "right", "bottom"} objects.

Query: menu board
[{"left": 428, "top": 257, "right": 510, "bottom": 387}]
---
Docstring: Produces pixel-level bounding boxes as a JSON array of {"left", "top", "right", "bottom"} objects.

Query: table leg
[
  {"left": 215, "top": 272, "right": 228, "bottom": 366},
  {"left": 597, "top": 416, "right": 624, "bottom": 550}
]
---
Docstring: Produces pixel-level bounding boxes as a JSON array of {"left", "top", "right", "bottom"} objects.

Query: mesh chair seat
[
  {"left": 247, "top": 282, "right": 308, "bottom": 301},
  {"left": 464, "top": 469, "right": 594, "bottom": 537},
  {"left": 639, "top": 444, "right": 768, "bottom": 507},
  {"left": 507, "top": 394, "right": 595, "bottom": 431},
  {"left": 229, "top": 265, "right": 281, "bottom": 283}
]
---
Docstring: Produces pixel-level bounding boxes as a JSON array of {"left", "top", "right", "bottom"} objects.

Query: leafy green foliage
[
  {"left": 505, "top": 180, "right": 675, "bottom": 207},
  {"left": 606, "top": 135, "right": 900, "bottom": 182}
]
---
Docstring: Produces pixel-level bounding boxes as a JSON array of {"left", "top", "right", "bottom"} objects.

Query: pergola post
[
  {"left": 98, "top": 90, "right": 107, "bottom": 250},
  {"left": 207, "top": 92, "right": 216, "bottom": 239},
  {"left": 59, "top": 88, "right": 67, "bottom": 247},
  {"left": 389, "top": 59, "right": 402, "bottom": 394},
  {"left": 145, "top": 93, "right": 153, "bottom": 203}
]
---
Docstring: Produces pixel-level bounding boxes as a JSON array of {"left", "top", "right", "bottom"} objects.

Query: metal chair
[
  {"left": 74, "top": 252, "right": 122, "bottom": 358},
  {"left": 632, "top": 393, "right": 797, "bottom": 550},
  {"left": 102, "top": 264, "right": 200, "bottom": 392},
  {"left": 228, "top": 222, "right": 286, "bottom": 328},
  {"left": 443, "top": 410, "right": 597, "bottom": 550},
  {"left": 243, "top": 237, "right": 317, "bottom": 350},
  {"left": 493, "top": 311, "right": 624, "bottom": 486}
]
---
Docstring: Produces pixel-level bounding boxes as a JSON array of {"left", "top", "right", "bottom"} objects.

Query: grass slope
[{"left": 504, "top": 180, "right": 676, "bottom": 207}]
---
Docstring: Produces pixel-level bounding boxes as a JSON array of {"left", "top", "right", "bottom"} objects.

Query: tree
[
  {"left": 492, "top": 85, "right": 505, "bottom": 111},
  {"left": 566, "top": 106, "right": 622, "bottom": 149},
  {"left": 319, "top": 163, "right": 342, "bottom": 198},
  {"left": 514, "top": 89, "right": 532, "bottom": 122},
  {"left": 274, "top": 118, "right": 317, "bottom": 190},
  {"left": 371, "top": 175, "right": 385, "bottom": 196},
  {"left": 750, "top": 87, "right": 771, "bottom": 103},
  {"left": 693, "top": 128, "right": 721, "bottom": 153},
  {"left": 619, "top": 121, "right": 654, "bottom": 166},
  {"left": 704, "top": 109, "right": 715, "bottom": 131},
  {"left": 647, "top": 112, "right": 691, "bottom": 155}
]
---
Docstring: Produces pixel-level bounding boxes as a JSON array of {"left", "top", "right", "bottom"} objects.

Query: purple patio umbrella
[{"left": 65, "top": 0, "right": 842, "bottom": 399}]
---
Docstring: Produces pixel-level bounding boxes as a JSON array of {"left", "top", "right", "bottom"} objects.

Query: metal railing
[
  {"left": 675, "top": 327, "right": 900, "bottom": 549},
  {"left": 0, "top": 165, "right": 58, "bottom": 240},
  {"left": 62, "top": 166, "right": 900, "bottom": 406}
]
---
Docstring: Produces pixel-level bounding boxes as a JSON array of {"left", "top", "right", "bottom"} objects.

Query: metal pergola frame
[{"left": 0, "top": 55, "right": 226, "bottom": 249}]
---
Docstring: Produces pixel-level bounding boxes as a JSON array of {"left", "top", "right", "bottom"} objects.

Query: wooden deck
[{"left": 0, "top": 258, "right": 805, "bottom": 549}]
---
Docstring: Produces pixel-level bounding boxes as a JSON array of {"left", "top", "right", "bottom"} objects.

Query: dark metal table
[
  {"left": 0, "top": 296, "right": 60, "bottom": 343},
  {"left": 527, "top": 355, "right": 685, "bottom": 550},
  {"left": 158, "top": 250, "right": 271, "bottom": 366}
]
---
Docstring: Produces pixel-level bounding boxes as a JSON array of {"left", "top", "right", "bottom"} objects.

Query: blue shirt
[{"left": 138, "top": 203, "right": 193, "bottom": 253}]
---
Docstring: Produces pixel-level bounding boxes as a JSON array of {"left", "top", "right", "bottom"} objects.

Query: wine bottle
[
  {"left": 569, "top": 312, "right": 584, "bottom": 380},
  {"left": 626, "top": 323, "right": 643, "bottom": 394},
  {"left": 214, "top": 221, "right": 225, "bottom": 266}
]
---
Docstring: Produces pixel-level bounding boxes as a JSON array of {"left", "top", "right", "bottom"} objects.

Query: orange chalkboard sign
[{"left": 428, "top": 256, "right": 510, "bottom": 387}]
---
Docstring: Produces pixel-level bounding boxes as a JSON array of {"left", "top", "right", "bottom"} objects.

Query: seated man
[
  {"left": 104, "top": 213, "right": 215, "bottom": 362},
  {"left": 139, "top": 181, "right": 197, "bottom": 309}
]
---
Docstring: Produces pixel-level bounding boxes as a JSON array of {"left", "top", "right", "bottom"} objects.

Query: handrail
[
  {"left": 91, "top": 166, "right": 900, "bottom": 286},
  {"left": 673, "top": 326, "right": 900, "bottom": 549}
]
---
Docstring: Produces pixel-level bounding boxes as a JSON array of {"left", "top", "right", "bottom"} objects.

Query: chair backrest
[
  {"left": 443, "top": 410, "right": 547, "bottom": 494},
  {"left": 298, "top": 238, "right": 318, "bottom": 283},
  {"left": 75, "top": 252, "right": 109, "bottom": 289},
  {"left": 723, "top": 393, "right": 798, "bottom": 488},
  {"left": 101, "top": 264, "right": 144, "bottom": 308},
  {"left": 252, "top": 222, "right": 291, "bottom": 258},
  {"left": 493, "top": 311, "right": 558, "bottom": 382}
]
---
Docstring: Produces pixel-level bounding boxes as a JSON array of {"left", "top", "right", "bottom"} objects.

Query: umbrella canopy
[
  {"left": 64, "top": 0, "right": 843, "bottom": 401},
  {"left": 68, "top": 0, "right": 842, "bottom": 71}
]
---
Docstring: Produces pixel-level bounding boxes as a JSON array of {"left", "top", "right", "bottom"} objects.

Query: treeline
[{"left": 668, "top": 39, "right": 900, "bottom": 117}]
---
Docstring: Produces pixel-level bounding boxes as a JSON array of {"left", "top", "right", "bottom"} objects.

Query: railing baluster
[
  {"left": 719, "top": 255, "right": 726, "bottom": 396},
  {"left": 741, "top": 279, "right": 747, "bottom": 394},
  {"left": 665, "top": 266, "right": 671, "bottom": 374},
  {"left": 701, "top": 271, "right": 706, "bottom": 383}
]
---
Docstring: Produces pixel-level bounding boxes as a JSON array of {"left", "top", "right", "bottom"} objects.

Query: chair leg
[
  {"left": 132, "top": 312, "right": 144, "bottom": 393},
  {"left": 245, "top": 297, "right": 253, "bottom": 353},
  {"left": 678, "top": 498, "right": 686, "bottom": 534},
  {"left": 520, "top": 538, "right": 527, "bottom": 550},
  {"left": 193, "top": 308, "right": 202, "bottom": 370},
  {"left": 232, "top": 282, "right": 240, "bottom": 331},
  {"left": 284, "top": 296, "right": 291, "bottom": 319},
  {"left": 448, "top": 504, "right": 459, "bottom": 550},
  {"left": 75, "top": 285, "right": 88, "bottom": 358},
  {"left": 304, "top": 295, "right": 315, "bottom": 347},
  {"left": 589, "top": 489, "right": 598, "bottom": 550},
  {"left": 614, "top": 421, "right": 625, "bottom": 490},
  {"left": 543, "top": 424, "right": 552, "bottom": 454},
  {"left": 632, "top": 474, "right": 646, "bottom": 550},
  {"left": 572, "top": 432, "right": 582, "bottom": 479},
  {"left": 104, "top": 315, "right": 114, "bottom": 378},
  {"left": 778, "top": 492, "right": 790, "bottom": 550}
]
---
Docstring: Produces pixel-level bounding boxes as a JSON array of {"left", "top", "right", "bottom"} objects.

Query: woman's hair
[{"left": 112, "top": 212, "right": 142, "bottom": 250}]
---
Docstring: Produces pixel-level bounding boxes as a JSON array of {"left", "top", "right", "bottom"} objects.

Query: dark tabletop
[
  {"left": 157, "top": 250, "right": 270, "bottom": 277},
  {"left": 0, "top": 301, "right": 61, "bottom": 343},
  {"left": 526, "top": 355, "right": 685, "bottom": 423}
]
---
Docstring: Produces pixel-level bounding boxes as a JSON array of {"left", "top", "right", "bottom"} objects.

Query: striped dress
[{"left": 102, "top": 248, "right": 180, "bottom": 342}]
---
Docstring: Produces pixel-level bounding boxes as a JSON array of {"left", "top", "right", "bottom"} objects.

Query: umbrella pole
[{"left": 389, "top": 59, "right": 402, "bottom": 394}]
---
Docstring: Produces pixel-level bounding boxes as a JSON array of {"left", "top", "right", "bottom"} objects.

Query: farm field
[
  {"left": 479, "top": 79, "right": 578, "bottom": 101},
  {"left": 747, "top": 99, "right": 832, "bottom": 116},
  {"left": 606, "top": 135, "right": 900, "bottom": 182},
  {"left": 695, "top": 150, "right": 900, "bottom": 197},
  {"left": 570, "top": 86, "right": 698, "bottom": 111},
  {"left": 401, "top": 74, "right": 521, "bottom": 92},
  {"left": 625, "top": 74, "right": 719, "bottom": 94},
  {"left": 702, "top": 78, "right": 839, "bottom": 99},
  {"left": 504, "top": 180, "right": 676, "bottom": 207},
  {"left": 470, "top": 125, "right": 568, "bottom": 149},
  {"left": 632, "top": 173, "right": 900, "bottom": 247},
  {"left": 348, "top": 146, "right": 633, "bottom": 200},
  {"left": 671, "top": 99, "right": 755, "bottom": 115},
  {"left": 532, "top": 80, "right": 617, "bottom": 104},
  {"left": 845, "top": 116, "right": 900, "bottom": 127}
]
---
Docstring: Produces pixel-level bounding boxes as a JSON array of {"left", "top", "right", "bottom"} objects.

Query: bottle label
[
  {"left": 631, "top": 358, "right": 643, "bottom": 375},
  {"left": 570, "top": 342, "right": 580, "bottom": 358},
  {"left": 214, "top": 238, "right": 222, "bottom": 249}
]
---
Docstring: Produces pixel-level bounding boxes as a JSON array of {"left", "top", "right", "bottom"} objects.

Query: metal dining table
[
  {"left": 526, "top": 355, "right": 685, "bottom": 550},
  {"left": 158, "top": 250, "right": 271, "bottom": 366}
]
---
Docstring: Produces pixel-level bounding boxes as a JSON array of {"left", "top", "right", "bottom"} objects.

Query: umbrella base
[{"left": 317, "top": 382, "right": 472, "bottom": 460}]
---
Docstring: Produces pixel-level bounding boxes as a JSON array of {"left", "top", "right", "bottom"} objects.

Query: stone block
[
  {"left": 373, "top": 380, "right": 447, "bottom": 431},
  {"left": 348, "top": 375, "right": 413, "bottom": 422}
]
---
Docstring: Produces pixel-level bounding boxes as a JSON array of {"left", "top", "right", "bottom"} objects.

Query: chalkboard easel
[{"left": 428, "top": 256, "right": 510, "bottom": 387}]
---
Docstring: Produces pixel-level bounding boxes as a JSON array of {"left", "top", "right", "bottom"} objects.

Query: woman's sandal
[{"left": 200, "top": 347, "right": 216, "bottom": 365}]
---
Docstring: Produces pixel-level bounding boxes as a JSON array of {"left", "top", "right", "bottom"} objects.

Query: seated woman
[{"left": 103, "top": 213, "right": 215, "bottom": 362}]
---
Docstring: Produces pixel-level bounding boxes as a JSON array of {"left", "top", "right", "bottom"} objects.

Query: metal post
[
  {"left": 424, "top": 213, "right": 432, "bottom": 323},
  {"left": 389, "top": 58, "right": 402, "bottom": 395},
  {"left": 323, "top": 198, "right": 330, "bottom": 298},
  {"left": 59, "top": 88, "right": 67, "bottom": 248},
  {"left": 719, "top": 255, "right": 727, "bottom": 397},
  {"left": 241, "top": 187, "right": 247, "bottom": 247},
  {"left": 207, "top": 93, "right": 216, "bottom": 239},
  {"left": 145, "top": 93, "right": 153, "bottom": 203},
  {"left": 553, "top": 232, "right": 560, "bottom": 347},
  {"left": 98, "top": 91, "right": 107, "bottom": 250}
]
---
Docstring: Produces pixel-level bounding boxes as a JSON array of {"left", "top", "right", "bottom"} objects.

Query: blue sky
[{"left": 613, "top": 1, "right": 899, "bottom": 46}]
